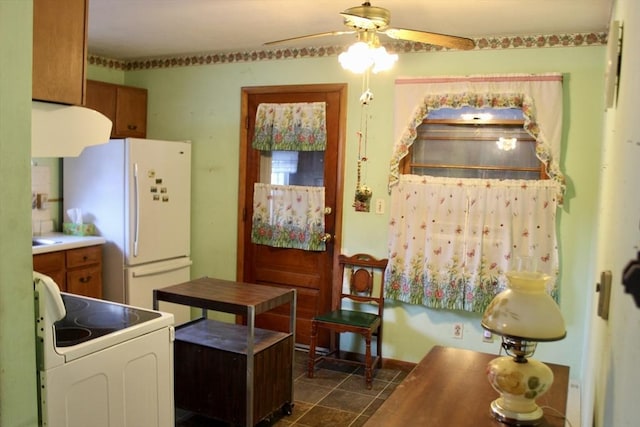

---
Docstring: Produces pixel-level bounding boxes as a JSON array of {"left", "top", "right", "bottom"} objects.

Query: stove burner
[
  {"left": 75, "top": 311, "right": 141, "bottom": 329},
  {"left": 63, "top": 297, "right": 90, "bottom": 313},
  {"left": 54, "top": 294, "right": 162, "bottom": 348},
  {"left": 56, "top": 327, "right": 91, "bottom": 346}
]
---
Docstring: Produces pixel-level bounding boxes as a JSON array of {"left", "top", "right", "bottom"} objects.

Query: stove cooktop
[{"left": 55, "top": 294, "right": 162, "bottom": 347}]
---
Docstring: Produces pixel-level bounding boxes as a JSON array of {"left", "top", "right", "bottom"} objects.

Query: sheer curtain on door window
[{"left": 251, "top": 102, "right": 327, "bottom": 251}]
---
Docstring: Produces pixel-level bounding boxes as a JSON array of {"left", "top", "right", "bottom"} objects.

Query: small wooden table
[
  {"left": 365, "top": 346, "right": 569, "bottom": 427},
  {"left": 154, "top": 277, "right": 296, "bottom": 427}
]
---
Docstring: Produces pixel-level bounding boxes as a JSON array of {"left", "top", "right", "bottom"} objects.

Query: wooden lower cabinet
[
  {"left": 66, "top": 264, "right": 102, "bottom": 298},
  {"left": 34, "top": 245, "right": 102, "bottom": 298},
  {"left": 174, "top": 319, "right": 294, "bottom": 426},
  {"left": 33, "top": 251, "right": 66, "bottom": 291}
]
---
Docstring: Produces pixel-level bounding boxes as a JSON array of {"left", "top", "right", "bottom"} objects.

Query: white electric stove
[{"left": 34, "top": 272, "right": 175, "bottom": 427}]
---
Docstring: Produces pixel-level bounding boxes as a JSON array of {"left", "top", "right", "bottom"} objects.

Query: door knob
[{"left": 321, "top": 233, "right": 332, "bottom": 242}]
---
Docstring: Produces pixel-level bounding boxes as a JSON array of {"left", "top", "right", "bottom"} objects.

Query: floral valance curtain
[
  {"left": 252, "top": 102, "right": 327, "bottom": 151},
  {"left": 251, "top": 183, "right": 326, "bottom": 251},
  {"left": 384, "top": 175, "right": 561, "bottom": 313},
  {"left": 389, "top": 73, "right": 565, "bottom": 203}
]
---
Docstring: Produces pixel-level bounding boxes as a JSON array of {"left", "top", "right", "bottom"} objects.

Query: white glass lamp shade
[
  {"left": 338, "top": 42, "right": 374, "bottom": 74},
  {"left": 481, "top": 271, "right": 566, "bottom": 341},
  {"left": 370, "top": 46, "right": 398, "bottom": 73},
  {"left": 338, "top": 42, "right": 398, "bottom": 74}
]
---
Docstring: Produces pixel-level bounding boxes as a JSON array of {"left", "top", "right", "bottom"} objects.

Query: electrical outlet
[
  {"left": 375, "top": 198, "right": 385, "bottom": 214},
  {"left": 452, "top": 323, "right": 463, "bottom": 339},
  {"left": 483, "top": 329, "right": 494, "bottom": 343}
]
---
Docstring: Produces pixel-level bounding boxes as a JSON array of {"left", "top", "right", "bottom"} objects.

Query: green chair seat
[{"left": 314, "top": 309, "right": 379, "bottom": 328}]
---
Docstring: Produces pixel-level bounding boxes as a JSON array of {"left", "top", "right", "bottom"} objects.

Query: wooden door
[{"left": 237, "top": 84, "right": 347, "bottom": 347}]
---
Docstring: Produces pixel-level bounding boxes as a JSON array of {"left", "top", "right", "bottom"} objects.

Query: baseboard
[
  {"left": 296, "top": 344, "right": 416, "bottom": 372},
  {"left": 565, "top": 380, "right": 581, "bottom": 427},
  {"left": 381, "top": 357, "right": 416, "bottom": 372}
]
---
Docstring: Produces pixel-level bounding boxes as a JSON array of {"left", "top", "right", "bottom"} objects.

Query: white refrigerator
[{"left": 64, "top": 138, "right": 192, "bottom": 323}]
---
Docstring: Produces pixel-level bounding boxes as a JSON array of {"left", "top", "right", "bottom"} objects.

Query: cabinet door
[
  {"left": 32, "top": 0, "right": 87, "bottom": 105},
  {"left": 66, "top": 246, "right": 103, "bottom": 298},
  {"left": 85, "top": 80, "right": 117, "bottom": 124},
  {"left": 33, "top": 252, "right": 66, "bottom": 291},
  {"left": 115, "top": 86, "right": 148, "bottom": 138},
  {"left": 67, "top": 265, "right": 102, "bottom": 299}
]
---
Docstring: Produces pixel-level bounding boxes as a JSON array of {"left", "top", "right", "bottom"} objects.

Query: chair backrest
[{"left": 338, "top": 253, "right": 389, "bottom": 316}]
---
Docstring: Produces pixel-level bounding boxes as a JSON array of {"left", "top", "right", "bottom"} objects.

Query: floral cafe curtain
[
  {"left": 384, "top": 175, "right": 561, "bottom": 313},
  {"left": 383, "top": 73, "right": 566, "bottom": 313},
  {"left": 252, "top": 102, "right": 327, "bottom": 151},
  {"left": 251, "top": 183, "right": 326, "bottom": 251},
  {"left": 389, "top": 73, "right": 565, "bottom": 203}
]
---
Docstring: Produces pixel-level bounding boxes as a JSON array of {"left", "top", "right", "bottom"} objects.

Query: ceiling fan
[{"left": 264, "top": 1, "right": 475, "bottom": 51}]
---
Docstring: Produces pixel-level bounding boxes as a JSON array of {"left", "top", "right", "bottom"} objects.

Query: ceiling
[{"left": 87, "top": 0, "right": 614, "bottom": 60}]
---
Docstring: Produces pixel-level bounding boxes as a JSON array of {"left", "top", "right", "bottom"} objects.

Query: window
[
  {"left": 386, "top": 75, "right": 565, "bottom": 314},
  {"left": 259, "top": 150, "right": 324, "bottom": 186},
  {"left": 401, "top": 107, "right": 547, "bottom": 180}
]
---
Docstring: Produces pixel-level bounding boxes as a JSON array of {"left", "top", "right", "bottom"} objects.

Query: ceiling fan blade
[
  {"left": 384, "top": 28, "right": 475, "bottom": 50},
  {"left": 264, "top": 30, "right": 355, "bottom": 46}
]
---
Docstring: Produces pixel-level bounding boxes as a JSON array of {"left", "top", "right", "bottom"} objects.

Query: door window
[{"left": 260, "top": 150, "right": 324, "bottom": 186}]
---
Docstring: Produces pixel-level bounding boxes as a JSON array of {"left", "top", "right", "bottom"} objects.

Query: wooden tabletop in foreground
[{"left": 365, "top": 345, "right": 569, "bottom": 427}]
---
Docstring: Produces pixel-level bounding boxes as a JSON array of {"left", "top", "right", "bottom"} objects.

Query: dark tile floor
[{"left": 176, "top": 349, "right": 410, "bottom": 427}]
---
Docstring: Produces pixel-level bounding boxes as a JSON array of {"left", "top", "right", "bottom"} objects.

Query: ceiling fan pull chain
[{"left": 353, "top": 70, "right": 373, "bottom": 212}]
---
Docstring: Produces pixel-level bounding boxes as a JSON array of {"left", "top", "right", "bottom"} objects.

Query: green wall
[
  {"left": 0, "top": 3, "right": 606, "bottom": 422},
  {"left": 88, "top": 44, "right": 605, "bottom": 380},
  {"left": 0, "top": 1, "right": 38, "bottom": 426}
]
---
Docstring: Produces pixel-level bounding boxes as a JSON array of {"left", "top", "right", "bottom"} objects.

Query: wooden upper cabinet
[
  {"left": 114, "top": 85, "right": 148, "bottom": 138},
  {"left": 32, "top": 0, "right": 88, "bottom": 105},
  {"left": 86, "top": 80, "right": 148, "bottom": 138}
]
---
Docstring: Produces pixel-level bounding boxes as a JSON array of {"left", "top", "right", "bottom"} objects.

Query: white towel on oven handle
[{"left": 34, "top": 271, "right": 66, "bottom": 321}]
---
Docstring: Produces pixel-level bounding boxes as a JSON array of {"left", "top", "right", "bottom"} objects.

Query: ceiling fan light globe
[
  {"left": 339, "top": 41, "right": 374, "bottom": 73},
  {"left": 371, "top": 47, "right": 397, "bottom": 73}
]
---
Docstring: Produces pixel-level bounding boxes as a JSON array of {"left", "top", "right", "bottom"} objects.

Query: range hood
[{"left": 32, "top": 101, "right": 113, "bottom": 157}]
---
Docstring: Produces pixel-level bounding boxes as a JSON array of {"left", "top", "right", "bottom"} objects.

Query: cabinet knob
[
  {"left": 127, "top": 124, "right": 138, "bottom": 130},
  {"left": 79, "top": 276, "right": 91, "bottom": 283}
]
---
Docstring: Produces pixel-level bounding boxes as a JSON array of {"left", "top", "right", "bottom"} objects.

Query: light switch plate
[{"left": 597, "top": 270, "right": 612, "bottom": 320}]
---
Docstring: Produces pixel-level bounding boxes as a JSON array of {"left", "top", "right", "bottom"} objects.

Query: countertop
[{"left": 32, "top": 232, "right": 106, "bottom": 255}]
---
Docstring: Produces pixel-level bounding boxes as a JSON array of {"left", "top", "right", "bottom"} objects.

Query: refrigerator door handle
[
  {"left": 131, "top": 259, "right": 193, "bottom": 278},
  {"left": 133, "top": 162, "right": 140, "bottom": 257}
]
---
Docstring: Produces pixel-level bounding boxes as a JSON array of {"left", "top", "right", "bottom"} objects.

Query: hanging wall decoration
[{"left": 353, "top": 73, "right": 374, "bottom": 212}]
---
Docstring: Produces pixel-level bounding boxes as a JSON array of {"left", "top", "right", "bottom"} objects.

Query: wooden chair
[{"left": 307, "top": 253, "right": 389, "bottom": 389}]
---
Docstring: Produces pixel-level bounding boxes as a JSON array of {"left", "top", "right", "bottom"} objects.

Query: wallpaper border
[{"left": 88, "top": 32, "right": 607, "bottom": 71}]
